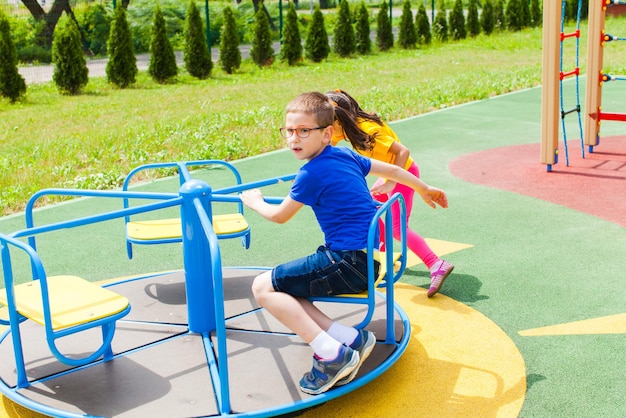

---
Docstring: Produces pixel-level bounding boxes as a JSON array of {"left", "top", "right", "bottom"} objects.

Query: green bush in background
[
  {"left": 184, "top": 0, "right": 212, "bottom": 79},
  {"left": 305, "top": 5, "right": 330, "bottom": 63},
  {"left": 0, "top": 10, "right": 26, "bottom": 102},
  {"left": 106, "top": 4, "right": 137, "bottom": 88},
  {"left": 219, "top": 6, "right": 241, "bottom": 74},
  {"left": 250, "top": 7, "right": 274, "bottom": 67},
  {"left": 398, "top": 0, "right": 416, "bottom": 49},
  {"left": 354, "top": 1, "right": 371, "bottom": 55},
  {"left": 148, "top": 4, "right": 178, "bottom": 83},
  {"left": 280, "top": 1, "right": 302, "bottom": 66},
  {"left": 332, "top": 0, "right": 356, "bottom": 57},
  {"left": 52, "top": 13, "right": 89, "bottom": 95},
  {"left": 375, "top": 0, "right": 393, "bottom": 51}
]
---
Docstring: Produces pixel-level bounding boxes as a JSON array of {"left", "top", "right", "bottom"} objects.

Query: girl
[{"left": 325, "top": 89, "right": 454, "bottom": 297}]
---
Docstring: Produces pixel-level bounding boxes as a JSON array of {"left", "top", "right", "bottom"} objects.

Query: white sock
[
  {"left": 327, "top": 322, "right": 359, "bottom": 346},
  {"left": 310, "top": 331, "right": 342, "bottom": 360}
]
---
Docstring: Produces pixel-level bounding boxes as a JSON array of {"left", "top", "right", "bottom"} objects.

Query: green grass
[{"left": 1, "top": 18, "right": 625, "bottom": 216}]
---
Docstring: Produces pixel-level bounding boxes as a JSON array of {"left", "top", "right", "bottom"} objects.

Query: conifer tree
[
  {"left": 333, "top": 0, "right": 356, "bottom": 57},
  {"left": 0, "top": 11, "right": 26, "bottom": 103},
  {"left": 52, "top": 13, "right": 88, "bottom": 95},
  {"left": 466, "top": 0, "right": 480, "bottom": 37},
  {"left": 355, "top": 1, "right": 371, "bottom": 54},
  {"left": 416, "top": 4, "right": 431, "bottom": 45},
  {"left": 494, "top": 0, "right": 505, "bottom": 31},
  {"left": 149, "top": 5, "right": 178, "bottom": 83},
  {"left": 280, "top": 1, "right": 303, "bottom": 65},
  {"left": 398, "top": 0, "right": 417, "bottom": 49},
  {"left": 219, "top": 6, "right": 241, "bottom": 74},
  {"left": 106, "top": 4, "right": 137, "bottom": 88},
  {"left": 505, "top": 0, "right": 522, "bottom": 31},
  {"left": 530, "top": 0, "right": 541, "bottom": 27},
  {"left": 184, "top": 0, "right": 212, "bottom": 79},
  {"left": 305, "top": 5, "right": 330, "bottom": 62},
  {"left": 251, "top": 7, "right": 274, "bottom": 67},
  {"left": 433, "top": 1, "right": 448, "bottom": 42},
  {"left": 376, "top": 1, "right": 393, "bottom": 51},
  {"left": 449, "top": 0, "right": 466, "bottom": 40},
  {"left": 520, "top": 0, "right": 531, "bottom": 28},
  {"left": 480, "top": 0, "right": 495, "bottom": 35}
]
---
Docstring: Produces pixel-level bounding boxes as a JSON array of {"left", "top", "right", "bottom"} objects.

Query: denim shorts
[{"left": 271, "top": 245, "right": 380, "bottom": 298}]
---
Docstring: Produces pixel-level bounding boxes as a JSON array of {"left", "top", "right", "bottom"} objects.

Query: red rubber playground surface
[{"left": 1, "top": 84, "right": 625, "bottom": 417}]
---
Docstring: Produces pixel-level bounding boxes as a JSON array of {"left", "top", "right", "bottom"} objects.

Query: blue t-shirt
[{"left": 289, "top": 146, "right": 378, "bottom": 250}]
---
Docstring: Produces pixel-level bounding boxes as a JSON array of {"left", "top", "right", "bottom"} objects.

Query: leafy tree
[
  {"left": 19, "top": 0, "right": 77, "bottom": 46},
  {"left": 148, "top": 5, "right": 178, "bottom": 83},
  {"left": 376, "top": 0, "right": 393, "bottom": 51},
  {"left": 355, "top": 1, "right": 371, "bottom": 54},
  {"left": 251, "top": 8, "right": 274, "bottom": 67},
  {"left": 106, "top": 4, "right": 137, "bottom": 88},
  {"left": 398, "top": 0, "right": 416, "bottom": 49},
  {"left": 494, "top": 0, "right": 505, "bottom": 31},
  {"left": 466, "top": 0, "right": 480, "bottom": 37},
  {"left": 305, "top": 5, "right": 330, "bottom": 62},
  {"left": 416, "top": 4, "right": 431, "bottom": 45},
  {"left": 505, "top": 0, "right": 522, "bottom": 31},
  {"left": 0, "top": 11, "right": 27, "bottom": 102},
  {"left": 333, "top": 0, "right": 356, "bottom": 57},
  {"left": 433, "top": 1, "right": 448, "bottom": 42},
  {"left": 78, "top": 4, "right": 111, "bottom": 56},
  {"left": 449, "top": 0, "right": 466, "bottom": 40},
  {"left": 280, "top": 1, "right": 303, "bottom": 65},
  {"left": 52, "top": 12, "right": 88, "bottom": 95},
  {"left": 480, "top": 0, "right": 495, "bottom": 35},
  {"left": 184, "top": 0, "right": 212, "bottom": 79},
  {"left": 219, "top": 6, "right": 241, "bottom": 74},
  {"left": 530, "top": 0, "right": 541, "bottom": 27}
]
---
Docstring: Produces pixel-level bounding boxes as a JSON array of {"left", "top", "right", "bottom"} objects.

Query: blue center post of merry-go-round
[{"left": 179, "top": 179, "right": 219, "bottom": 333}]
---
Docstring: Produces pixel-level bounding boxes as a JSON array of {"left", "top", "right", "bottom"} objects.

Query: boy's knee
[{"left": 252, "top": 271, "right": 273, "bottom": 302}]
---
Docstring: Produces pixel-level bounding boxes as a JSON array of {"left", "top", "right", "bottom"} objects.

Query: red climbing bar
[
  {"left": 560, "top": 68, "right": 580, "bottom": 80},
  {"left": 560, "top": 29, "right": 580, "bottom": 41},
  {"left": 598, "top": 112, "right": 626, "bottom": 121}
]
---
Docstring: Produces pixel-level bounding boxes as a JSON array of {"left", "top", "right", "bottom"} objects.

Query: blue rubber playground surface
[{"left": 1, "top": 81, "right": 625, "bottom": 417}]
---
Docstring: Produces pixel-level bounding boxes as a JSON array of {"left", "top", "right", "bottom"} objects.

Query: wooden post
[
  {"left": 583, "top": 0, "right": 606, "bottom": 149},
  {"left": 540, "top": 1, "right": 562, "bottom": 166}
]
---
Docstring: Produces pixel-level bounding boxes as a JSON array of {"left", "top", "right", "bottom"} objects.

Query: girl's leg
[{"left": 389, "top": 163, "right": 440, "bottom": 269}]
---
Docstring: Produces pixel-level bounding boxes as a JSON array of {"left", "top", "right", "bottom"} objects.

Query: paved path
[{"left": 19, "top": 43, "right": 278, "bottom": 84}]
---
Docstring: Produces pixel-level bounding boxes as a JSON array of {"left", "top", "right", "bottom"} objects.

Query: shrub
[
  {"left": 0, "top": 11, "right": 26, "bottom": 102},
  {"left": 219, "top": 6, "right": 241, "bottom": 74},
  {"left": 376, "top": 1, "right": 393, "bottom": 51},
  {"left": 398, "top": 0, "right": 416, "bottom": 49},
  {"left": 530, "top": 0, "right": 541, "bottom": 27},
  {"left": 481, "top": 0, "right": 495, "bottom": 35},
  {"left": 520, "top": 0, "right": 531, "bottom": 28},
  {"left": 494, "top": 0, "right": 506, "bottom": 31},
  {"left": 506, "top": 0, "right": 523, "bottom": 31},
  {"left": 333, "top": 0, "right": 356, "bottom": 57},
  {"left": 106, "top": 4, "right": 137, "bottom": 88},
  {"left": 449, "top": 0, "right": 466, "bottom": 40},
  {"left": 184, "top": 0, "right": 212, "bottom": 79},
  {"left": 52, "top": 13, "right": 89, "bottom": 95},
  {"left": 433, "top": 1, "right": 448, "bottom": 42},
  {"left": 305, "top": 5, "right": 330, "bottom": 62},
  {"left": 280, "top": 2, "right": 303, "bottom": 65},
  {"left": 148, "top": 4, "right": 178, "bottom": 83},
  {"left": 250, "top": 7, "right": 274, "bottom": 67},
  {"left": 467, "top": 0, "right": 480, "bottom": 37},
  {"left": 416, "top": 4, "right": 431, "bottom": 45},
  {"left": 354, "top": 1, "right": 371, "bottom": 54}
]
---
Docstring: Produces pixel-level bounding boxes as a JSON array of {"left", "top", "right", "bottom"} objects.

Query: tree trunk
[{"left": 20, "top": 0, "right": 74, "bottom": 46}]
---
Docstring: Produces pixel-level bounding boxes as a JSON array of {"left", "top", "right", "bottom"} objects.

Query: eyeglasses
[{"left": 279, "top": 126, "right": 327, "bottom": 138}]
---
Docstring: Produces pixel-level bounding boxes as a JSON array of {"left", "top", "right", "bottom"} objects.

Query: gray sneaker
[
  {"left": 299, "top": 345, "right": 360, "bottom": 395},
  {"left": 335, "top": 329, "right": 376, "bottom": 386}
]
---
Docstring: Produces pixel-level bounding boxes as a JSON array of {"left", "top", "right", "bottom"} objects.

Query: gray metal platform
[{"left": 0, "top": 269, "right": 407, "bottom": 417}]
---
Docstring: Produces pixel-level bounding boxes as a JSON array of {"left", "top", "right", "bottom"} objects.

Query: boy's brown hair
[{"left": 286, "top": 92, "right": 335, "bottom": 127}]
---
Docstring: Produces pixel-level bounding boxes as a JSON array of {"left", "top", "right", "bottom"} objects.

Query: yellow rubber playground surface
[{"left": 1, "top": 83, "right": 625, "bottom": 417}]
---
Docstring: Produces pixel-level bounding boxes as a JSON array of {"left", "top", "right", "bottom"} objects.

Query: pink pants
[{"left": 375, "top": 162, "right": 439, "bottom": 269}]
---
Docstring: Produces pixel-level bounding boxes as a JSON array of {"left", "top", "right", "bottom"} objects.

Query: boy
[{"left": 240, "top": 92, "right": 448, "bottom": 395}]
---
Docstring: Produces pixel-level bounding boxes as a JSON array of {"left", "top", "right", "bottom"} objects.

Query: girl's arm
[
  {"left": 369, "top": 160, "right": 448, "bottom": 209},
  {"left": 240, "top": 189, "right": 304, "bottom": 224}
]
